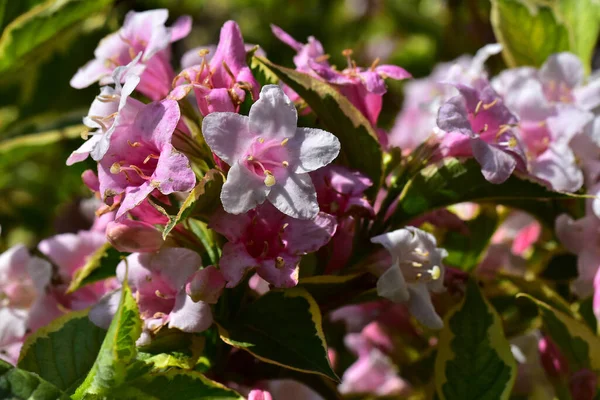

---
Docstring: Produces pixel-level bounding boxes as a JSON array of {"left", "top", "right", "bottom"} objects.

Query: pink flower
[
  {"left": 389, "top": 44, "right": 502, "bottom": 151},
  {"left": 338, "top": 347, "right": 410, "bottom": 397},
  {"left": 538, "top": 336, "right": 568, "bottom": 378},
  {"left": 67, "top": 56, "right": 144, "bottom": 165},
  {"left": 172, "top": 21, "right": 259, "bottom": 115},
  {"left": 186, "top": 266, "right": 226, "bottom": 303},
  {"left": 97, "top": 99, "right": 196, "bottom": 219},
  {"left": 371, "top": 227, "right": 447, "bottom": 329},
  {"left": 437, "top": 80, "right": 527, "bottom": 184},
  {"left": 248, "top": 390, "right": 273, "bottom": 400},
  {"left": 202, "top": 85, "right": 340, "bottom": 219},
  {"left": 71, "top": 9, "right": 191, "bottom": 100},
  {"left": 271, "top": 25, "right": 410, "bottom": 145},
  {"left": 0, "top": 245, "right": 52, "bottom": 364},
  {"left": 209, "top": 203, "right": 336, "bottom": 288},
  {"left": 555, "top": 213, "right": 600, "bottom": 297},
  {"left": 90, "top": 248, "right": 213, "bottom": 345}
]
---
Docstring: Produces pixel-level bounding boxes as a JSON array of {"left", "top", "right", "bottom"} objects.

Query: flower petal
[
  {"left": 202, "top": 113, "right": 254, "bottom": 165},
  {"left": 270, "top": 24, "right": 303, "bottom": 51},
  {"left": 376, "top": 262, "right": 409, "bottom": 303},
  {"left": 291, "top": 127, "right": 340, "bottom": 173},
  {"left": 219, "top": 242, "right": 259, "bottom": 288},
  {"left": 168, "top": 289, "right": 213, "bottom": 333},
  {"left": 257, "top": 255, "right": 300, "bottom": 288},
  {"left": 540, "top": 52, "right": 584, "bottom": 90},
  {"left": 470, "top": 138, "right": 516, "bottom": 184},
  {"left": 89, "top": 289, "right": 121, "bottom": 329},
  {"left": 437, "top": 95, "right": 473, "bottom": 136},
  {"left": 407, "top": 284, "right": 443, "bottom": 329},
  {"left": 134, "top": 100, "right": 180, "bottom": 147},
  {"left": 376, "top": 65, "right": 412, "bottom": 80},
  {"left": 267, "top": 172, "right": 319, "bottom": 219},
  {"left": 282, "top": 212, "right": 336, "bottom": 254},
  {"left": 153, "top": 143, "right": 196, "bottom": 194},
  {"left": 221, "top": 162, "right": 269, "bottom": 214},
  {"left": 249, "top": 85, "right": 298, "bottom": 139}
]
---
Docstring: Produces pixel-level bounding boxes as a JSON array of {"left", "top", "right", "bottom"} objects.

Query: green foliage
[
  {"left": 0, "top": 358, "right": 70, "bottom": 400},
  {"left": 442, "top": 206, "right": 499, "bottom": 272},
  {"left": 491, "top": 0, "right": 600, "bottom": 71},
  {"left": 0, "top": 0, "right": 113, "bottom": 75},
  {"left": 519, "top": 294, "right": 600, "bottom": 372},
  {"left": 73, "top": 282, "right": 142, "bottom": 398},
  {"left": 435, "top": 280, "right": 516, "bottom": 400},
  {"left": 254, "top": 56, "right": 383, "bottom": 197},
  {"left": 218, "top": 287, "right": 338, "bottom": 381},
  {"left": 67, "top": 243, "right": 123, "bottom": 293},
  {"left": 17, "top": 309, "right": 107, "bottom": 393},
  {"left": 387, "top": 158, "right": 581, "bottom": 229},
  {"left": 161, "top": 169, "right": 224, "bottom": 239}
]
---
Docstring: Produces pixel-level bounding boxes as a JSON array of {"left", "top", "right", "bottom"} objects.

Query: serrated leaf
[
  {"left": 161, "top": 169, "right": 224, "bottom": 239},
  {"left": 435, "top": 280, "right": 516, "bottom": 400},
  {"left": 114, "top": 369, "right": 243, "bottom": 400},
  {"left": 72, "top": 281, "right": 142, "bottom": 399},
  {"left": 443, "top": 206, "right": 499, "bottom": 272},
  {"left": 217, "top": 287, "right": 338, "bottom": 381},
  {"left": 491, "top": 0, "right": 600, "bottom": 72},
  {"left": 387, "top": 158, "right": 580, "bottom": 229},
  {"left": 0, "top": 359, "right": 70, "bottom": 400},
  {"left": 67, "top": 243, "right": 123, "bottom": 293},
  {"left": 254, "top": 56, "right": 383, "bottom": 197},
  {"left": 0, "top": 0, "right": 113, "bottom": 75},
  {"left": 17, "top": 309, "right": 106, "bottom": 393},
  {"left": 518, "top": 294, "right": 600, "bottom": 371}
]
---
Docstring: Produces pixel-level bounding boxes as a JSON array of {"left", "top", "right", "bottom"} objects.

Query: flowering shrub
[{"left": 2, "top": 1, "right": 600, "bottom": 399}]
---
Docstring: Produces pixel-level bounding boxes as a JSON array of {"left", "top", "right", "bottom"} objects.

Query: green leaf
[
  {"left": 137, "top": 329, "right": 206, "bottom": 370},
  {"left": 161, "top": 169, "right": 224, "bottom": 239},
  {"left": 217, "top": 287, "right": 338, "bottom": 381},
  {"left": 297, "top": 274, "right": 375, "bottom": 310},
  {"left": 254, "top": 56, "right": 383, "bottom": 197},
  {"left": 67, "top": 243, "right": 123, "bottom": 293},
  {"left": 387, "top": 158, "right": 580, "bottom": 229},
  {"left": 442, "top": 206, "right": 499, "bottom": 272},
  {"left": 435, "top": 280, "right": 516, "bottom": 400},
  {"left": 0, "top": 359, "right": 70, "bottom": 400},
  {"left": 518, "top": 294, "right": 600, "bottom": 371},
  {"left": 73, "top": 281, "right": 142, "bottom": 399},
  {"left": 0, "top": 0, "right": 113, "bottom": 75},
  {"left": 0, "top": 124, "right": 84, "bottom": 155},
  {"left": 17, "top": 309, "right": 106, "bottom": 393},
  {"left": 114, "top": 369, "right": 243, "bottom": 400},
  {"left": 490, "top": 0, "right": 600, "bottom": 71}
]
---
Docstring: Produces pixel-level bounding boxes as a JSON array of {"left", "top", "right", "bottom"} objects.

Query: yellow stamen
[
  {"left": 482, "top": 98, "right": 499, "bottom": 110},
  {"left": 282, "top": 161, "right": 289, "bottom": 167},
  {"left": 281, "top": 138, "right": 289, "bottom": 146}
]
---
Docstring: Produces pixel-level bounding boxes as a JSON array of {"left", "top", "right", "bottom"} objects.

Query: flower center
[
  {"left": 399, "top": 247, "right": 442, "bottom": 284},
  {"left": 243, "top": 137, "right": 290, "bottom": 186}
]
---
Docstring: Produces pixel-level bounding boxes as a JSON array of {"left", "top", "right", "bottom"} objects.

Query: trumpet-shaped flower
[
  {"left": 172, "top": 21, "right": 259, "bottom": 115},
  {"left": 71, "top": 9, "right": 191, "bottom": 100},
  {"left": 97, "top": 99, "right": 196, "bottom": 218},
  {"left": 202, "top": 85, "right": 340, "bottom": 219},
  {"left": 437, "top": 80, "right": 527, "bottom": 184},
  {"left": 67, "top": 56, "right": 144, "bottom": 165},
  {"left": 90, "top": 248, "right": 213, "bottom": 344},
  {"left": 371, "top": 227, "right": 447, "bottom": 329},
  {"left": 209, "top": 203, "right": 336, "bottom": 288}
]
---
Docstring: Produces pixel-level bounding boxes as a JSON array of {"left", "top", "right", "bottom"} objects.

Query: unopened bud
[
  {"left": 538, "top": 336, "right": 569, "bottom": 378},
  {"left": 569, "top": 369, "right": 597, "bottom": 400},
  {"left": 248, "top": 390, "right": 273, "bottom": 400},
  {"left": 106, "top": 220, "right": 163, "bottom": 253}
]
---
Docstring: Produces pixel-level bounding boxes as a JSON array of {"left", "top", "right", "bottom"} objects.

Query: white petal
[
  {"left": 376, "top": 263, "right": 409, "bottom": 303},
  {"left": 202, "top": 113, "right": 253, "bottom": 165},
  {"left": 291, "top": 127, "right": 340, "bottom": 173},
  {"left": 168, "top": 289, "right": 213, "bottom": 333},
  {"left": 267, "top": 172, "right": 318, "bottom": 219},
  {"left": 407, "top": 284, "right": 443, "bottom": 329},
  {"left": 249, "top": 85, "right": 298, "bottom": 139},
  {"left": 370, "top": 229, "right": 414, "bottom": 259},
  {"left": 221, "top": 162, "right": 268, "bottom": 214},
  {"left": 89, "top": 289, "right": 121, "bottom": 329}
]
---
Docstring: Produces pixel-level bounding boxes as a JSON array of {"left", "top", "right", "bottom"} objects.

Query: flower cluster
[{"left": 3, "top": 7, "right": 600, "bottom": 400}]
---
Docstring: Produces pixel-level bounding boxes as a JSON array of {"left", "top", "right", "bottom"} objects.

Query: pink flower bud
[
  {"left": 569, "top": 369, "right": 597, "bottom": 400},
  {"left": 248, "top": 389, "right": 273, "bottom": 400},
  {"left": 106, "top": 219, "right": 163, "bottom": 253},
  {"left": 538, "top": 336, "right": 568, "bottom": 378},
  {"left": 186, "top": 266, "right": 226, "bottom": 304}
]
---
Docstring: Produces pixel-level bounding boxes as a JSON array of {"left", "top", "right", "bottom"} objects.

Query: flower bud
[
  {"left": 186, "top": 266, "right": 226, "bottom": 303},
  {"left": 569, "top": 369, "right": 597, "bottom": 400},
  {"left": 106, "top": 220, "right": 163, "bottom": 253},
  {"left": 248, "top": 390, "right": 273, "bottom": 400},
  {"left": 538, "top": 336, "right": 568, "bottom": 378}
]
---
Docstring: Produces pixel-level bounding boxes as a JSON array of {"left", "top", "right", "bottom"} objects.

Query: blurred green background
[{"left": 0, "top": 0, "right": 506, "bottom": 249}]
